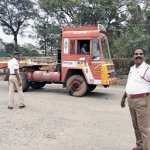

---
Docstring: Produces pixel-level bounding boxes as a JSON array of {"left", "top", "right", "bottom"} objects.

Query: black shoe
[
  {"left": 19, "top": 104, "right": 26, "bottom": 109},
  {"left": 8, "top": 106, "right": 13, "bottom": 109}
]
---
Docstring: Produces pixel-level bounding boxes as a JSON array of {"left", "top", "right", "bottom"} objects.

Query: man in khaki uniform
[
  {"left": 8, "top": 52, "right": 25, "bottom": 109},
  {"left": 121, "top": 48, "right": 150, "bottom": 150}
]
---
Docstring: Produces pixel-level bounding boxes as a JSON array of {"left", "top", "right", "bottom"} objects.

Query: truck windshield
[
  {"left": 92, "top": 38, "right": 101, "bottom": 60},
  {"left": 101, "top": 36, "right": 111, "bottom": 60}
]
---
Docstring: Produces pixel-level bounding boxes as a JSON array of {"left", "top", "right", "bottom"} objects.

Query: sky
[{"left": 0, "top": 26, "right": 38, "bottom": 46}]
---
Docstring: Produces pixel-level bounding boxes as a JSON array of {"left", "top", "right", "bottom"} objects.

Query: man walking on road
[
  {"left": 121, "top": 48, "right": 150, "bottom": 150},
  {"left": 7, "top": 52, "right": 26, "bottom": 109}
]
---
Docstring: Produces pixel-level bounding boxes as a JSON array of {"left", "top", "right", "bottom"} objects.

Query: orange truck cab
[
  {"left": 58, "top": 25, "right": 115, "bottom": 96},
  {"left": 0, "top": 24, "right": 116, "bottom": 97}
]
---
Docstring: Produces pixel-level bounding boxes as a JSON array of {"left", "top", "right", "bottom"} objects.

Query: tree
[
  {"left": 19, "top": 46, "right": 40, "bottom": 56},
  {"left": 0, "top": 38, "right": 5, "bottom": 51},
  {"left": 39, "top": 0, "right": 150, "bottom": 58},
  {"left": 5, "top": 43, "right": 15, "bottom": 52},
  {"left": 35, "top": 14, "right": 60, "bottom": 56},
  {"left": 111, "top": 0, "right": 150, "bottom": 57},
  {"left": 39, "top": 0, "right": 80, "bottom": 25},
  {"left": 39, "top": 0, "right": 127, "bottom": 56},
  {"left": 39, "top": 0, "right": 126, "bottom": 29},
  {"left": 0, "top": 0, "right": 36, "bottom": 51}
]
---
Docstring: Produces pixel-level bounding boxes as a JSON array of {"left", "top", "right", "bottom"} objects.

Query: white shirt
[
  {"left": 8, "top": 58, "right": 19, "bottom": 74},
  {"left": 126, "top": 62, "right": 150, "bottom": 95},
  {"left": 81, "top": 47, "right": 87, "bottom": 54}
]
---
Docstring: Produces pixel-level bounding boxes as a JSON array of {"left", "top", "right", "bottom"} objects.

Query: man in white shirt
[
  {"left": 8, "top": 52, "right": 25, "bottom": 109},
  {"left": 121, "top": 48, "right": 150, "bottom": 150}
]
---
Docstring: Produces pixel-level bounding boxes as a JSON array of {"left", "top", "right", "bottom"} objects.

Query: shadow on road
[{"left": 27, "top": 87, "right": 116, "bottom": 100}]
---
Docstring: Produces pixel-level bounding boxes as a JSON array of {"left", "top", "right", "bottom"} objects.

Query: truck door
[{"left": 87, "top": 38, "right": 102, "bottom": 83}]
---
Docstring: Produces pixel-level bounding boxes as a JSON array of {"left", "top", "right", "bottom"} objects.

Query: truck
[{"left": 0, "top": 24, "right": 116, "bottom": 97}]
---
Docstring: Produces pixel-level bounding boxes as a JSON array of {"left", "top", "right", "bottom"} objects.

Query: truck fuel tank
[{"left": 27, "top": 71, "right": 60, "bottom": 82}]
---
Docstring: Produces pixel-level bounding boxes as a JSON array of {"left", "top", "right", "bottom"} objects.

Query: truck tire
[
  {"left": 87, "top": 84, "right": 97, "bottom": 93},
  {"left": 66, "top": 75, "right": 88, "bottom": 97},
  {"left": 20, "top": 72, "right": 30, "bottom": 92},
  {"left": 30, "top": 81, "right": 46, "bottom": 89}
]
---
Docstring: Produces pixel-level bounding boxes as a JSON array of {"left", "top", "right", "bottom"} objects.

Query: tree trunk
[
  {"left": 44, "top": 41, "right": 47, "bottom": 56},
  {"left": 14, "top": 34, "right": 18, "bottom": 51}
]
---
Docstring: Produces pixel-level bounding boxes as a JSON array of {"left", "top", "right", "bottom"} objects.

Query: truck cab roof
[{"left": 62, "top": 25, "right": 105, "bottom": 38}]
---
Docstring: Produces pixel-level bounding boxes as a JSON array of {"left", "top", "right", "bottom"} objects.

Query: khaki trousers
[
  {"left": 128, "top": 96, "right": 150, "bottom": 150},
  {"left": 8, "top": 75, "right": 24, "bottom": 107}
]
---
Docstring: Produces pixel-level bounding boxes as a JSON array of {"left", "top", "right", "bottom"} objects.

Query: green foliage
[
  {"left": 0, "top": 44, "right": 40, "bottom": 57},
  {"left": 19, "top": 46, "right": 40, "bottom": 56},
  {"left": 0, "top": 51, "right": 12, "bottom": 57},
  {"left": 39, "top": 0, "right": 122, "bottom": 27},
  {"left": 38, "top": 0, "right": 150, "bottom": 58},
  {"left": 0, "top": 0, "right": 36, "bottom": 51},
  {"left": 34, "top": 14, "right": 61, "bottom": 56},
  {"left": 5, "top": 43, "right": 15, "bottom": 52},
  {"left": 111, "top": 1, "right": 150, "bottom": 57},
  {"left": 39, "top": 0, "right": 80, "bottom": 24}
]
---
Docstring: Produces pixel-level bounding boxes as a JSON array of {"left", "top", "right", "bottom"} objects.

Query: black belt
[{"left": 10, "top": 74, "right": 16, "bottom": 75}]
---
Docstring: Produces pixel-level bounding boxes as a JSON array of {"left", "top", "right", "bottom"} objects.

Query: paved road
[{"left": 0, "top": 81, "right": 134, "bottom": 150}]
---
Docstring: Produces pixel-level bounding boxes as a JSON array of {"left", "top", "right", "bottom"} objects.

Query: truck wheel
[
  {"left": 20, "top": 72, "right": 30, "bottom": 92},
  {"left": 66, "top": 75, "right": 88, "bottom": 97},
  {"left": 30, "top": 82, "right": 46, "bottom": 89},
  {"left": 87, "top": 84, "right": 97, "bottom": 93}
]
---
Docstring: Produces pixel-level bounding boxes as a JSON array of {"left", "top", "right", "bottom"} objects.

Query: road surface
[{"left": 0, "top": 81, "right": 134, "bottom": 150}]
